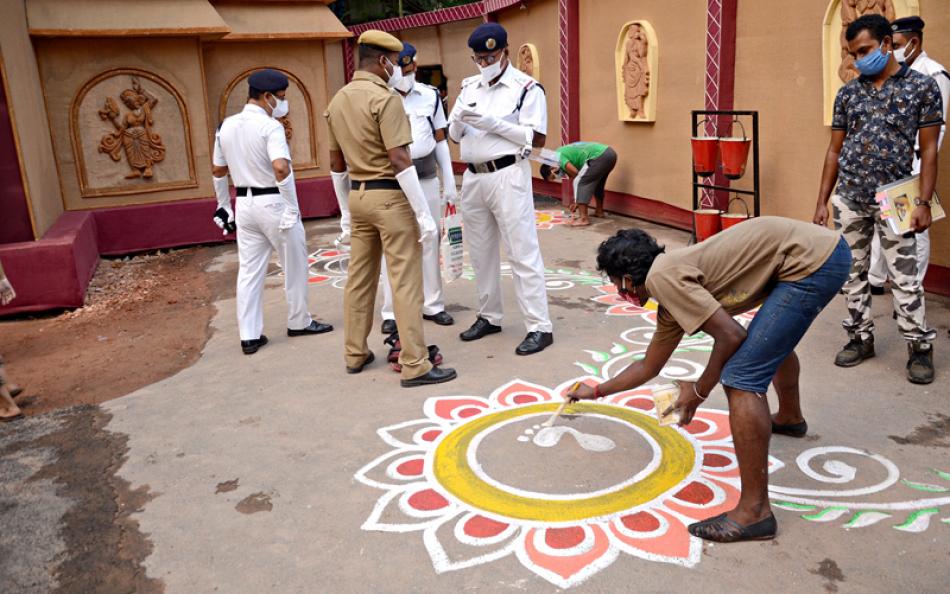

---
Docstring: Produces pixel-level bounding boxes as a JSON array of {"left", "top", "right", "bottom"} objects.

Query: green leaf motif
[
  {"left": 574, "top": 362, "right": 599, "bottom": 375},
  {"left": 933, "top": 469, "right": 950, "bottom": 482},
  {"left": 610, "top": 343, "right": 628, "bottom": 355},
  {"left": 585, "top": 350, "right": 611, "bottom": 363},
  {"left": 844, "top": 510, "right": 891, "bottom": 528},
  {"left": 801, "top": 506, "right": 849, "bottom": 522},
  {"left": 771, "top": 501, "right": 816, "bottom": 512},
  {"left": 901, "top": 479, "right": 950, "bottom": 493}
]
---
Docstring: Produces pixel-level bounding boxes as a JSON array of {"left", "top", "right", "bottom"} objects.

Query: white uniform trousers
[
  {"left": 869, "top": 229, "right": 930, "bottom": 287},
  {"left": 460, "top": 159, "right": 552, "bottom": 333},
  {"left": 381, "top": 176, "right": 445, "bottom": 319},
  {"left": 235, "top": 193, "right": 312, "bottom": 340}
]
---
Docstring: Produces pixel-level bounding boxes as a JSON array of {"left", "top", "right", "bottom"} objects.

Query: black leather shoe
[
  {"left": 460, "top": 317, "right": 502, "bottom": 341},
  {"left": 424, "top": 311, "right": 455, "bottom": 326},
  {"left": 287, "top": 320, "right": 334, "bottom": 336},
  {"left": 870, "top": 284, "right": 885, "bottom": 296},
  {"left": 241, "top": 335, "right": 268, "bottom": 355},
  {"left": 346, "top": 351, "right": 375, "bottom": 374},
  {"left": 401, "top": 366, "right": 458, "bottom": 388},
  {"left": 381, "top": 319, "right": 397, "bottom": 334},
  {"left": 515, "top": 331, "right": 553, "bottom": 356}
]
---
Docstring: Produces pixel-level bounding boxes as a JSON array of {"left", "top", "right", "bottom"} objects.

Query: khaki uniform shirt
[
  {"left": 324, "top": 71, "right": 412, "bottom": 181},
  {"left": 646, "top": 217, "right": 841, "bottom": 345}
]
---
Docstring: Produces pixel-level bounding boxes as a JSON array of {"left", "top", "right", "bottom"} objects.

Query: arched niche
[
  {"left": 615, "top": 20, "right": 658, "bottom": 123},
  {"left": 220, "top": 67, "right": 319, "bottom": 170},
  {"left": 71, "top": 68, "right": 197, "bottom": 198},
  {"left": 517, "top": 43, "right": 540, "bottom": 82},
  {"left": 822, "top": 0, "right": 919, "bottom": 125}
]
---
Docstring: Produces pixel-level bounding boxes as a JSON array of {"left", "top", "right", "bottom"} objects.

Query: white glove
[
  {"left": 447, "top": 100, "right": 470, "bottom": 143},
  {"left": 396, "top": 166, "right": 438, "bottom": 244},
  {"left": 330, "top": 169, "right": 352, "bottom": 235},
  {"left": 276, "top": 171, "right": 301, "bottom": 231},
  {"left": 459, "top": 110, "right": 534, "bottom": 148},
  {"left": 434, "top": 140, "right": 457, "bottom": 207},
  {"left": 0, "top": 277, "right": 15, "bottom": 306},
  {"left": 212, "top": 175, "right": 235, "bottom": 235}
]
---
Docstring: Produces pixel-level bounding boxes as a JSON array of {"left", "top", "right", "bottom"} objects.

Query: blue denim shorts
[{"left": 720, "top": 237, "right": 851, "bottom": 394}]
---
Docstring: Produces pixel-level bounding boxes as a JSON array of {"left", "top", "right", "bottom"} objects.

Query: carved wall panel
[
  {"left": 822, "top": 0, "right": 919, "bottom": 124},
  {"left": 517, "top": 43, "right": 540, "bottom": 82},
  {"left": 615, "top": 21, "right": 658, "bottom": 123},
  {"left": 70, "top": 69, "right": 197, "bottom": 197},
  {"left": 220, "top": 67, "right": 318, "bottom": 170}
]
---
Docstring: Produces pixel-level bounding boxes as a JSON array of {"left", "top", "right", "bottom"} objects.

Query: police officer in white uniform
[
  {"left": 212, "top": 69, "right": 333, "bottom": 355},
  {"left": 869, "top": 16, "right": 949, "bottom": 293},
  {"left": 378, "top": 42, "right": 457, "bottom": 334},
  {"left": 448, "top": 22, "right": 554, "bottom": 356}
]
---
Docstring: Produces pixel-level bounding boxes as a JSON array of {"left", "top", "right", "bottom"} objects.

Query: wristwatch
[{"left": 914, "top": 198, "right": 931, "bottom": 208}]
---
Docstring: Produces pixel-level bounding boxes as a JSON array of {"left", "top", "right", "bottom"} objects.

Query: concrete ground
[{"left": 2, "top": 202, "right": 949, "bottom": 593}]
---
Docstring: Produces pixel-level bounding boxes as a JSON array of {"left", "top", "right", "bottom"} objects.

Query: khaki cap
[{"left": 358, "top": 30, "right": 403, "bottom": 52}]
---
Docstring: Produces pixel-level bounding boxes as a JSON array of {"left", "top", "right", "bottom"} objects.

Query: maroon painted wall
[{"left": 0, "top": 67, "right": 34, "bottom": 244}]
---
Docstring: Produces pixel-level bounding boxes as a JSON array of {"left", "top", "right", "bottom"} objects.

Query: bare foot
[
  {"left": 594, "top": 210, "right": 606, "bottom": 218},
  {"left": 570, "top": 218, "right": 591, "bottom": 227}
]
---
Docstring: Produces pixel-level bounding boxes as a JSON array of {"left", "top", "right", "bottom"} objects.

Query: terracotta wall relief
[
  {"left": 71, "top": 69, "right": 197, "bottom": 197},
  {"left": 219, "top": 67, "right": 318, "bottom": 170},
  {"left": 517, "top": 43, "right": 539, "bottom": 82},
  {"left": 615, "top": 21, "right": 658, "bottom": 123}
]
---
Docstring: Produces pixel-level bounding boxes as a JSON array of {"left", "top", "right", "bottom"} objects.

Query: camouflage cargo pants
[{"left": 832, "top": 195, "right": 936, "bottom": 344}]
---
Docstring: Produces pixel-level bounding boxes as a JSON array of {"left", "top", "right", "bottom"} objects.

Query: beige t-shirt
[
  {"left": 646, "top": 217, "right": 841, "bottom": 345},
  {"left": 324, "top": 71, "right": 413, "bottom": 181}
]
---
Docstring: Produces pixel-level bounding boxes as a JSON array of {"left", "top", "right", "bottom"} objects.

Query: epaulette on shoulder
[{"left": 461, "top": 75, "right": 480, "bottom": 88}]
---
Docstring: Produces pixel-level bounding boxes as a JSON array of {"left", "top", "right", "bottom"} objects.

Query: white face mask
[
  {"left": 394, "top": 71, "right": 415, "bottom": 93},
  {"left": 384, "top": 58, "right": 404, "bottom": 89},
  {"left": 267, "top": 94, "right": 289, "bottom": 119},
  {"left": 894, "top": 41, "right": 917, "bottom": 64},
  {"left": 478, "top": 59, "right": 504, "bottom": 84}
]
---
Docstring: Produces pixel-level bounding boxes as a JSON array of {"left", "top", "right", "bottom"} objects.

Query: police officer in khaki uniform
[{"left": 326, "top": 30, "right": 457, "bottom": 387}]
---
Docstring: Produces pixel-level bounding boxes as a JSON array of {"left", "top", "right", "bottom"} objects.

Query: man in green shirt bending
[{"left": 540, "top": 142, "right": 617, "bottom": 226}]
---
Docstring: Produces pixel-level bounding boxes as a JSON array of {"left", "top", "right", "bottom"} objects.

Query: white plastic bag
[{"left": 441, "top": 202, "right": 464, "bottom": 282}]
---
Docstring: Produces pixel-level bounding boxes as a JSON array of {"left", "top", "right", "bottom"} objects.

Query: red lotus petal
[
  {"left": 522, "top": 524, "right": 612, "bottom": 583},
  {"left": 673, "top": 481, "right": 714, "bottom": 505},
  {"left": 307, "top": 275, "right": 330, "bottom": 284},
  {"left": 425, "top": 397, "right": 490, "bottom": 421},
  {"left": 395, "top": 458, "right": 424, "bottom": 477},
  {"left": 686, "top": 410, "right": 732, "bottom": 442},
  {"left": 620, "top": 511, "right": 661, "bottom": 533},
  {"left": 463, "top": 515, "right": 509, "bottom": 539},
  {"left": 407, "top": 489, "right": 449, "bottom": 512},
  {"left": 545, "top": 527, "right": 586, "bottom": 550},
  {"left": 492, "top": 380, "right": 553, "bottom": 408},
  {"left": 609, "top": 510, "right": 696, "bottom": 564},
  {"left": 420, "top": 429, "right": 441, "bottom": 442},
  {"left": 664, "top": 477, "right": 741, "bottom": 521}
]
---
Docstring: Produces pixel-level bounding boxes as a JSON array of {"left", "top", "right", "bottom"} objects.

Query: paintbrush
[{"left": 542, "top": 383, "right": 580, "bottom": 427}]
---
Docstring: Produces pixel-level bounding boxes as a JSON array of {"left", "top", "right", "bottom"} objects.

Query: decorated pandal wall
[
  {"left": 1, "top": 0, "right": 949, "bottom": 314},
  {"left": 0, "top": 0, "right": 348, "bottom": 312}
]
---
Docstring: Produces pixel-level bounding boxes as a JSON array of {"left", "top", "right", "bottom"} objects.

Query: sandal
[
  {"left": 772, "top": 419, "right": 808, "bottom": 438},
  {"left": 688, "top": 513, "right": 776, "bottom": 543}
]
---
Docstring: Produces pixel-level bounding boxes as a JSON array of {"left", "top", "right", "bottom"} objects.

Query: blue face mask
[{"left": 855, "top": 45, "right": 890, "bottom": 76}]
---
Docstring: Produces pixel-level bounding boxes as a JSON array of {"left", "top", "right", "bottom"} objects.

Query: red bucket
[
  {"left": 694, "top": 209, "right": 722, "bottom": 241},
  {"left": 721, "top": 196, "right": 750, "bottom": 230},
  {"left": 691, "top": 137, "right": 719, "bottom": 177},
  {"left": 720, "top": 137, "right": 751, "bottom": 180}
]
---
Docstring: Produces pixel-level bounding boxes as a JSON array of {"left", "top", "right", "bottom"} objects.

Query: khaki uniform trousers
[{"left": 345, "top": 187, "right": 432, "bottom": 380}]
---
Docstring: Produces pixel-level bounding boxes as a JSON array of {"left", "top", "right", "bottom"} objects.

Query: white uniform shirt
[
  {"left": 911, "top": 51, "right": 950, "bottom": 173},
  {"left": 213, "top": 104, "right": 291, "bottom": 188},
  {"left": 402, "top": 83, "right": 446, "bottom": 159},
  {"left": 456, "top": 65, "right": 547, "bottom": 164}
]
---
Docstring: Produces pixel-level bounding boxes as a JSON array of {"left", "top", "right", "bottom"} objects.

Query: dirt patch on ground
[
  {"left": 888, "top": 413, "right": 950, "bottom": 448},
  {"left": 0, "top": 246, "right": 234, "bottom": 416},
  {"left": 0, "top": 406, "right": 161, "bottom": 593}
]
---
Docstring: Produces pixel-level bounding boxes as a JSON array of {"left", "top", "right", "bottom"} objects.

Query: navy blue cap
[
  {"left": 891, "top": 16, "right": 924, "bottom": 34},
  {"left": 398, "top": 42, "right": 417, "bottom": 68},
  {"left": 247, "top": 69, "right": 289, "bottom": 93},
  {"left": 468, "top": 23, "right": 507, "bottom": 53}
]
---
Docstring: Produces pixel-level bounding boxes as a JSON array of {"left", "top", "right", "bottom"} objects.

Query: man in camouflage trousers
[{"left": 814, "top": 15, "right": 943, "bottom": 384}]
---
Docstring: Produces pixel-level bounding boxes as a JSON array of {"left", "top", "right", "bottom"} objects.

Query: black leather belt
[
  {"left": 467, "top": 154, "right": 517, "bottom": 174},
  {"left": 236, "top": 186, "right": 279, "bottom": 196},
  {"left": 352, "top": 179, "right": 400, "bottom": 191}
]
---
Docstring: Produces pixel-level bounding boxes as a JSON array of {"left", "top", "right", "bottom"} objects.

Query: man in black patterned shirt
[{"left": 813, "top": 14, "right": 943, "bottom": 385}]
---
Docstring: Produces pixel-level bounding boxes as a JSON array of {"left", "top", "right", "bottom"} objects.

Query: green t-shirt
[{"left": 557, "top": 142, "right": 609, "bottom": 170}]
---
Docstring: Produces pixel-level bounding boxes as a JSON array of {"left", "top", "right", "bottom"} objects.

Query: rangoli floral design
[
  {"left": 535, "top": 209, "right": 572, "bottom": 230},
  {"left": 356, "top": 286, "right": 949, "bottom": 588}
]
